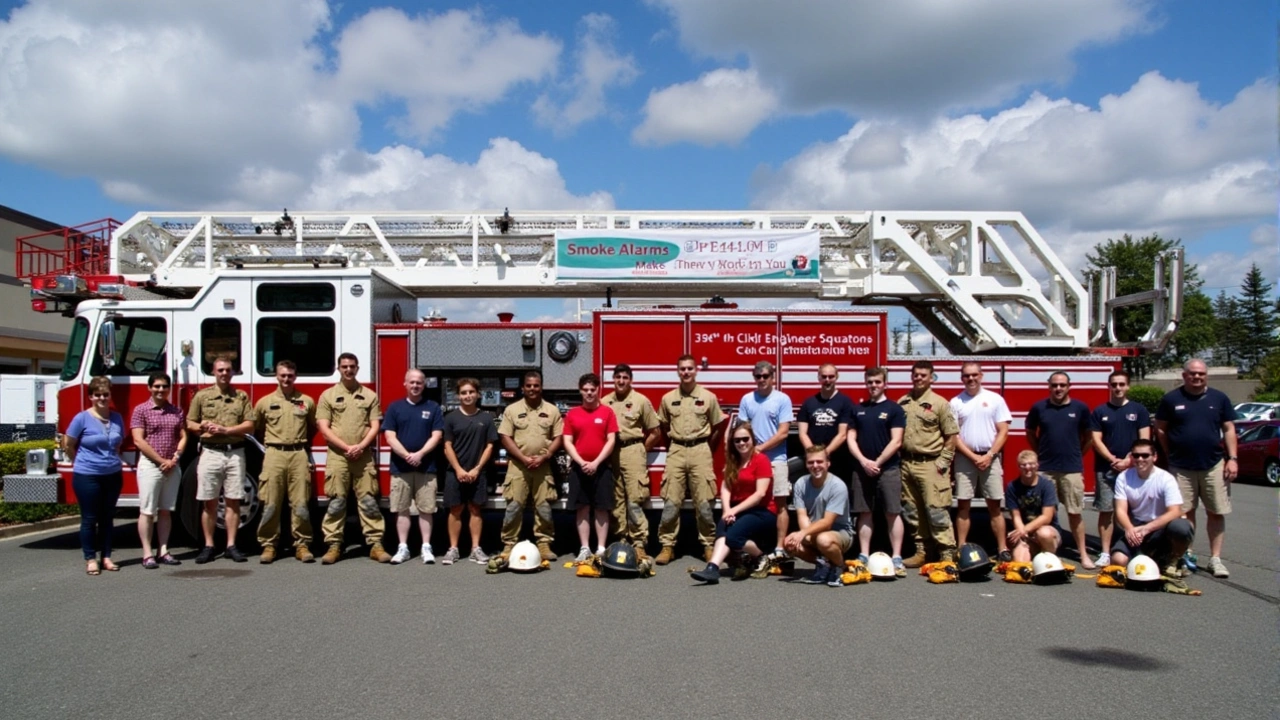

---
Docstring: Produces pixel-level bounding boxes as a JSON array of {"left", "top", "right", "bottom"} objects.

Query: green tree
[
  {"left": 1236, "top": 262, "right": 1279, "bottom": 373},
  {"left": 1211, "top": 291, "right": 1244, "bottom": 366},
  {"left": 1083, "top": 233, "right": 1214, "bottom": 374}
]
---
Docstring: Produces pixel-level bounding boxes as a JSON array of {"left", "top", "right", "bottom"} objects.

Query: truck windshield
[{"left": 61, "top": 317, "right": 90, "bottom": 381}]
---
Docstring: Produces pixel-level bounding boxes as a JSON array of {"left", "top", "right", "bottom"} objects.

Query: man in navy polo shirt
[
  {"left": 1089, "top": 370, "right": 1151, "bottom": 567},
  {"left": 384, "top": 369, "right": 445, "bottom": 565},
  {"left": 798, "top": 362, "right": 855, "bottom": 494},
  {"left": 1155, "top": 359, "right": 1238, "bottom": 578},
  {"left": 1025, "top": 372, "right": 1093, "bottom": 567},
  {"left": 846, "top": 366, "right": 907, "bottom": 573}
]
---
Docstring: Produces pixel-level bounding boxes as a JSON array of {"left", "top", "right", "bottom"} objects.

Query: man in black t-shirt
[
  {"left": 1088, "top": 370, "right": 1151, "bottom": 567},
  {"left": 846, "top": 366, "right": 907, "bottom": 573},
  {"left": 798, "top": 363, "right": 856, "bottom": 488},
  {"left": 441, "top": 377, "right": 498, "bottom": 565},
  {"left": 1025, "top": 372, "right": 1092, "bottom": 567},
  {"left": 1155, "top": 359, "right": 1238, "bottom": 578},
  {"left": 1004, "top": 450, "right": 1063, "bottom": 562}
]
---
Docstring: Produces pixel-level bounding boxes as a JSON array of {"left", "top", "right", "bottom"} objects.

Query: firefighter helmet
[
  {"left": 1125, "top": 554, "right": 1163, "bottom": 591},
  {"left": 602, "top": 542, "right": 640, "bottom": 576},
  {"left": 508, "top": 540, "right": 542, "bottom": 572},
  {"left": 1031, "top": 552, "right": 1068, "bottom": 584},
  {"left": 866, "top": 552, "right": 896, "bottom": 579},
  {"left": 956, "top": 543, "right": 993, "bottom": 580}
]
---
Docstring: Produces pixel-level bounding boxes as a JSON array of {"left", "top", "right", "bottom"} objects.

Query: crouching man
[
  {"left": 1109, "top": 439, "right": 1194, "bottom": 571},
  {"left": 1004, "top": 450, "right": 1063, "bottom": 561},
  {"left": 784, "top": 445, "right": 855, "bottom": 586}
]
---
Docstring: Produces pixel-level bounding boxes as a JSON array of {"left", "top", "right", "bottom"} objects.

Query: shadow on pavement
[{"left": 1042, "top": 647, "right": 1175, "bottom": 672}]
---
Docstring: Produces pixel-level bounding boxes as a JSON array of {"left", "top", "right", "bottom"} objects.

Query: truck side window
[
  {"left": 90, "top": 316, "right": 167, "bottom": 377},
  {"left": 60, "top": 317, "right": 91, "bottom": 381},
  {"left": 257, "top": 283, "right": 336, "bottom": 312},
  {"left": 201, "top": 318, "right": 242, "bottom": 374},
  {"left": 256, "top": 317, "right": 335, "bottom": 376}
]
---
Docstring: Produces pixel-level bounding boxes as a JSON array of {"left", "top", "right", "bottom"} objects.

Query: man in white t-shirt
[
  {"left": 1110, "top": 439, "right": 1194, "bottom": 570},
  {"left": 950, "top": 362, "right": 1012, "bottom": 560}
]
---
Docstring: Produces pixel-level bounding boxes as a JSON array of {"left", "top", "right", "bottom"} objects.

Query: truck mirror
[{"left": 98, "top": 320, "right": 117, "bottom": 369}]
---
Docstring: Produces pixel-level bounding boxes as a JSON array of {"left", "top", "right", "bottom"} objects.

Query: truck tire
[{"left": 176, "top": 449, "right": 263, "bottom": 546}]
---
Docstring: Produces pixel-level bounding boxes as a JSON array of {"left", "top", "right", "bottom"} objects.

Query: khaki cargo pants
[
  {"left": 321, "top": 450, "right": 385, "bottom": 546},
  {"left": 610, "top": 442, "right": 651, "bottom": 545},
  {"left": 900, "top": 458, "right": 956, "bottom": 560},
  {"left": 257, "top": 447, "right": 313, "bottom": 547},
  {"left": 501, "top": 462, "right": 556, "bottom": 547},
  {"left": 657, "top": 443, "right": 716, "bottom": 549}
]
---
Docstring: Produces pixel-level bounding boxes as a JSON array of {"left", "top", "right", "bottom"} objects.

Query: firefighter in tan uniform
[
  {"left": 498, "top": 370, "right": 564, "bottom": 561},
  {"left": 898, "top": 360, "right": 959, "bottom": 567},
  {"left": 254, "top": 359, "right": 316, "bottom": 564},
  {"left": 186, "top": 355, "right": 256, "bottom": 565},
  {"left": 655, "top": 354, "right": 725, "bottom": 565},
  {"left": 603, "top": 363, "right": 659, "bottom": 558},
  {"left": 316, "top": 352, "right": 389, "bottom": 564}
]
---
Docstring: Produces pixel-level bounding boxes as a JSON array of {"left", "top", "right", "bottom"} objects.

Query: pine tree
[
  {"left": 1237, "top": 262, "right": 1279, "bottom": 373},
  {"left": 1212, "top": 291, "right": 1243, "bottom": 366}
]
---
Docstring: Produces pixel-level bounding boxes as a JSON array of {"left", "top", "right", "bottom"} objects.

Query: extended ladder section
[{"left": 66, "top": 209, "right": 1096, "bottom": 353}]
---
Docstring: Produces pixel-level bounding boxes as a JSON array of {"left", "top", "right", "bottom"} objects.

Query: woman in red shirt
[{"left": 691, "top": 422, "right": 777, "bottom": 584}]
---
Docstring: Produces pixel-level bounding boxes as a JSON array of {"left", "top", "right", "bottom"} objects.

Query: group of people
[{"left": 64, "top": 351, "right": 1237, "bottom": 583}]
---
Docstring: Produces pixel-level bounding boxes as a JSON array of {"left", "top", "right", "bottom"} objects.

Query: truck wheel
[{"left": 176, "top": 455, "right": 262, "bottom": 545}]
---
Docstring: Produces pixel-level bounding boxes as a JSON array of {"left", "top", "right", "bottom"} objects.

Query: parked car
[
  {"left": 1233, "top": 402, "right": 1280, "bottom": 422},
  {"left": 1237, "top": 420, "right": 1280, "bottom": 486}
]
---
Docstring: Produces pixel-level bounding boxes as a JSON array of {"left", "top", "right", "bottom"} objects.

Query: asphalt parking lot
[{"left": 1, "top": 482, "right": 1276, "bottom": 720}]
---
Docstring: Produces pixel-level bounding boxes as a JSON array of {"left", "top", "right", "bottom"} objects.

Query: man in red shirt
[{"left": 564, "top": 372, "right": 620, "bottom": 562}]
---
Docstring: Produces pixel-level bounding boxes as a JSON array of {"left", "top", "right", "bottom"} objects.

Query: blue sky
[{"left": 0, "top": 0, "right": 1275, "bottom": 324}]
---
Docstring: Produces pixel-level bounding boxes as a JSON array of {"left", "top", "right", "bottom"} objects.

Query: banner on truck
[{"left": 555, "top": 229, "right": 820, "bottom": 282}]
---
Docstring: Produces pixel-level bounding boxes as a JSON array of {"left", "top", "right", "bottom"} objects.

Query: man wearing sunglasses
[
  {"left": 186, "top": 355, "right": 256, "bottom": 564},
  {"left": 1109, "top": 439, "right": 1193, "bottom": 572},
  {"left": 1154, "top": 359, "right": 1237, "bottom": 578},
  {"left": 737, "top": 360, "right": 794, "bottom": 561},
  {"left": 1089, "top": 371, "right": 1151, "bottom": 567},
  {"left": 1025, "top": 372, "right": 1093, "bottom": 568}
]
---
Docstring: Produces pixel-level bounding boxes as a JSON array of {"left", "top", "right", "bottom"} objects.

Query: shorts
[
  {"left": 1019, "top": 525, "right": 1062, "bottom": 554},
  {"left": 136, "top": 457, "right": 180, "bottom": 515},
  {"left": 389, "top": 470, "right": 438, "bottom": 514},
  {"left": 771, "top": 458, "right": 791, "bottom": 498},
  {"left": 954, "top": 453, "right": 1004, "bottom": 500},
  {"left": 196, "top": 446, "right": 245, "bottom": 501},
  {"left": 851, "top": 465, "right": 903, "bottom": 515},
  {"left": 1093, "top": 469, "right": 1118, "bottom": 512},
  {"left": 443, "top": 471, "right": 489, "bottom": 508},
  {"left": 1044, "top": 471, "right": 1084, "bottom": 515},
  {"left": 1173, "top": 463, "right": 1231, "bottom": 515},
  {"left": 568, "top": 464, "right": 615, "bottom": 510},
  {"left": 829, "top": 528, "right": 855, "bottom": 553},
  {"left": 1109, "top": 518, "right": 1195, "bottom": 564}
]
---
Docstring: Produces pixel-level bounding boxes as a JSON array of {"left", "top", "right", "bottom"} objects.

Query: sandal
[
  {"left": 142, "top": 556, "right": 159, "bottom": 570},
  {"left": 158, "top": 553, "right": 182, "bottom": 566},
  {"left": 102, "top": 558, "right": 120, "bottom": 572},
  {"left": 86, "top": 560, "right": 100, "bottom": 576}
]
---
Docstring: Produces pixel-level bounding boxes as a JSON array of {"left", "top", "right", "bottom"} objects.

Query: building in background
[{"left": 0, "top": 205, "right": 72, "bottom": 375}]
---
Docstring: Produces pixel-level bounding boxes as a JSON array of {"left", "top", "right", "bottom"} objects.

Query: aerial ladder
[{"left": 19, "top": 209, "right": 1180, "bottom": 355}]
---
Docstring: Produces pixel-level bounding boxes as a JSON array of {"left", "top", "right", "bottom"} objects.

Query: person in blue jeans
[
  {"left": 692, "top": 422, "right": 776, "bottom": 584},
  {"left": 64, "top": 376, "right": 125, "bottom": 575}
]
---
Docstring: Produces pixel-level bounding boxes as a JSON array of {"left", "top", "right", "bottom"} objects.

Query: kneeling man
[
  {"left": 1110, "top": 439, "right": 1193, "bottom": 570},
  {"left": 1004, "top": 450, "right": 1063, "bottom": 561},
  {"left": 784, "top": 445, "right": 854, "bottom": 586}
]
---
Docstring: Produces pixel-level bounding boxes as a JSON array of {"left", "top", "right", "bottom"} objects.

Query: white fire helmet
[
  {"left": 508, "top": 540, "right": 542, "bottom": 572},
  {"left": 1125, "top": 555, "right": 1161, "bottom": 583},
  {"left": 866, "top": 552, "right": 896, "bottom": 579},
  {"left": 1031, "top": 552, "right": 1067, "bottom": 583}
]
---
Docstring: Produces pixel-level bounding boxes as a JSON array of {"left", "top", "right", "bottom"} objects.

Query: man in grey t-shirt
[{"left": 784, "top": 445, "right": 854, "bottom": 586}]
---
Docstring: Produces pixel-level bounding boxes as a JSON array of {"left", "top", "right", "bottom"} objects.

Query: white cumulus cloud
[
  {"left": 633, "top": 68, "right": 779, "bottom": 146},
  {"left": 533, "top": 13, "right": 639, "bottom": 133}
]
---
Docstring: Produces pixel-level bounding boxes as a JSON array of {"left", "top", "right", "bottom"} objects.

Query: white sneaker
[
  {"left": 468, "top": 547, "right": 490, "bottom": 564},
  {"left": 421, "top": 544, "right": 435, "bottom": 564},
  {"left": 574, "top": 546, "right": 592, "bottom": 563},
  {"left": 390, "top": 544, "right": 411, "bottom": 565},
  {"left": 1096, "top": 552, "right": 1111, "bottom": 567},
  {"left": 1207, "top": 556, "right": 1229, "bottom": 578},
  {"left": 440, "top": 547, "right": 460, "bottom": 565}
]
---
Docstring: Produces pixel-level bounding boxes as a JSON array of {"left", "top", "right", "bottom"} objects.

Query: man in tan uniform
[
  {"left": 316, "top": 352, "right": 389, "bottom": 564},
  {"left": 186, "top": 355, "right": 256, "bottom": 564},
  {"left": 254, "top": 359, "right": 316, "bottom": 564},
  {"left": 655, "top": 354, "right": 725, "bottom": 565},
  {"left": 498, "top": 370, "right": 564, "bottom": 561},
  {"left": 603, "top": 363, "right": 659, "bottom": 558},
  {"left": 898, "top": 359, "right": 959, "bottom": 567}
]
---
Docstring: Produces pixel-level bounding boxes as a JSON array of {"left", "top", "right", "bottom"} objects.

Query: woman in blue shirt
[{"left": 64, "top": 376, "right": 125, "bottom": 575}]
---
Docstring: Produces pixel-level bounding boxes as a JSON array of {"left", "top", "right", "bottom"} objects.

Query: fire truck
[{"left": 10, "top": 210, "right": 1181, "bottom": 542}]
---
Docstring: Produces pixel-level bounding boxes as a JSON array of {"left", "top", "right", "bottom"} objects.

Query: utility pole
[{"left": 904, "top": 317, "right": 918, "bottom": 355}]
